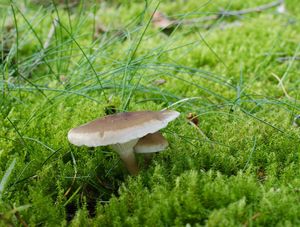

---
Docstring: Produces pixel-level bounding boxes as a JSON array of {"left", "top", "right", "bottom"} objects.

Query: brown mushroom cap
[
  {"left": 68, "top": 110, "right": 179, "bottom": 147},
  {"left": 134, "top": 132, "right": 168, "bottom": 153}
]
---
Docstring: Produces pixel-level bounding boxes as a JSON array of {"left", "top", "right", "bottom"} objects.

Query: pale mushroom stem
[{"left": 111, "top": 139, "right": 139, "bottom": 175}]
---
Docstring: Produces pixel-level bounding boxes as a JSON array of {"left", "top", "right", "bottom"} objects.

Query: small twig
[
  {"left": 43, "top": 19, "right": 58, "bottom": 49},
  {"left": 277, "top": 56, "right": 300, "bottom": 62},
  {"left": 188, "top": 121, "right": 211, "bottom": 142},
  {"left": 31, "top": 18, "right": 58, "bottom": 69},
  {"left": 218, "top": 0, "right": 283, "bottom": 16},
  {"left": 14, "top": 211, "right": 28, "bottom": 227},
  {"left": 161, "top": 0, "right": 284, "bottom": 27},
  {"left": 187, "top": 117, "right": 214, "bottom": 149},
  {"left": 271, "top": 72, "right": 293, "bottom": 100}
]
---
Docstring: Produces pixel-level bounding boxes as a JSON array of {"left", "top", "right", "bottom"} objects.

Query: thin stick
[
  {"left": 14, "top": 211, "right": 28, "bottom": 227},
  {"left": 217, "top": 0, "right": 283, "bottom": 16},
  {"left": 43, "top": 19, "right": 58, "bottom": 49},
  {"left": 167, "top": 0, "right": 284, "bottom": 26},
  {"left": 277, "top": 56, "right": 300, "bottom": 62},
  {"left": 271, "top": 72, "right": 293, "bottom": 100},
  {"left": 31, "top": 18, "right": 58, "bottom": 69}
]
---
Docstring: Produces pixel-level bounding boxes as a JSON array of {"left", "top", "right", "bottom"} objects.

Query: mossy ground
[{"left": 1, "top": 0, "right": 300, "bottom": 226}]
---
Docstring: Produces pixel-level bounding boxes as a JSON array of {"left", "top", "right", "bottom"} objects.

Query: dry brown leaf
[
  {"left": 94, "top": 23, "right": 108, "bottom": 40},
  {"left": 152, "top": 11, "right": 175, "bottom": 29},
  {"left": 152, "top": 79, "right": 166, "bottom": 86},
  {"left": 186, "top": 112, "right": 199, "bottom": 126}
]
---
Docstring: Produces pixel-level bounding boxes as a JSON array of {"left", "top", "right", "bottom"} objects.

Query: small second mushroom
[
  {"left": 68, "top": 110, "right": 179, "bottom": 175},
  {"left": 134, "top": 131, "right": 169, "bottom": 166}
]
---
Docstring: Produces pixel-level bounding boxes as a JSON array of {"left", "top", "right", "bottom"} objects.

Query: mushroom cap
[
  {"left": 68, "top": 110, "right": 180, "bottom": 147},
  {"left": 134, "top": 131, "right": 168, "bottom": 153}
]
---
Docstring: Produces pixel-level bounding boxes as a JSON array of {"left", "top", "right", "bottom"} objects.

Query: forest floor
[{"left": 1, "top": 0, "right": 300, "bottom": 226}]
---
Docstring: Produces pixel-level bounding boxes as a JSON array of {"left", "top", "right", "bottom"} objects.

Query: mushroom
[
  {"left": 134, "top": 131, "right": 168, "bottom": 153},
  {"left": 67, "top": 110, "right": 180, "bottom": 175},
  {"left": 134, "top": 131, "right": 169, "bottom": 166}
]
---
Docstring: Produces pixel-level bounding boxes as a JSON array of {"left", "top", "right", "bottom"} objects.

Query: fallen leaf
[
  {"left": 153, "top": 79, "right": 166, "bottom": 86},
  {"left": 186, "top": 112, "right": 199, "bottom": 126},
  {"left": 152, "top": 11, "right": 175, "bottom": 29},
  {"left": 94, "top": 23, "right": 108, "bottom": 40},
  {"left": 152, "top": 11, "right": 177, "bottom": 35}
]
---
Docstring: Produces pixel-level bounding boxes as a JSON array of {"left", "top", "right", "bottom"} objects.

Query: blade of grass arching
[
  {"left": 22, "top": 136, "right": 59, "bottom": 153},
  {"left": 255, "top": 32, "right": 282, "bottom": 74},
  {"left": 0, "top": 158, "right": 16, "bottom": 200},
  {"left": 63, "top": 185, "right": 82, "bottom": 207},
  {"left": 163, "top": 97, "right": 207, "bottom": 110},
  {"left": 160, "top": 1, "right": 227, "bottom": 63},
  {"left": 240, "top": 24, "right": 288, "bottom": 94},
  {"left": 64, "top": 39, "right": 218, "bottom": 91},
  {"left": 68, "top": 54, "right": 230, "bottom": 107},
  {"left": 232, "top": 95, "right": 300, "bottom": 114},
  {"left": 1, "top": 11, "right": 6, "bottom": 65},
  {"left": 51, "top": 0, "right": 64, "bottom": 75},
  {"left": 147, "top": 63, "right": 234, "bottom": 88},
  {"left": 2, "top": 64, "right": 9, "bottom": 99},
  {"left": 205, "top": 0, "right": 233, "bottom": 29},
  {"left": 6, "top": 117, "right": 29, "bottom": 157},
  {"left": 12, "top": 4, "right": 59, "bottom": 80},
  {"left": 280, "top": 43, "right": 300, "bottom": 83},
  {"left": 230, "top": 63, "right": 245, "bottom": 111},
  {"left": 61, "top": 0, "right": 95, "bottom": 76},
  {"left": 166, "top": 128, "right": 232, "bottom": 149},
  {"left": 126, "top": 1, "right": 159, "bottom": 64},
  {"left": 10, "top": 3, "right": 21, "bottom": 99},
  {"left": 19, "top": 84, "right": 102, "bottom": 127},
  {"left": 195, "top": 29, "right": 228, "bottom": 70},
  {"left": 7, "top": 204, "right": 31, "bottom": 215},
  {"left": 17, "top": 40, "right": 81, "bottom": 71},
  {"left": 240, "top": 108, "right": 285, "bottom": 134},
  {"left": 11, "top": 160, "right": 33, "bottom": 187},
  {"left": 47, "top": 86, "right": 102, "bottom": 103},
  {"left": 19, "top": 72, "right": 179, "bottom": 122},
  {"left": 17, "top": 72, "right": 52, "bottom": 103},
  {"left": 109, "top": 37, "right": 234, "bottom": 88},
  {"left": 40, "top": 147, "right": 62, "bottom": 167},
  {"left": 91, "top": 3, "right": 96, "bottom": 44},
  {"left": 72, "top": 0, "right": 84, "bottom": 32},
  {"left": 166, "top": 72, "right": 230, "bottom": 102},
  {"left": 20, "top": 87, "right": 101, "bottom": 128},
  {"left": 124, "top": 0, "right": 148, "bottom": 28},
  {"left": 121, "top": 2, "right": 160, "bottom": 110},
  {"left": 243, "top": 136, "right": 257, "bottom": 171},
  {"left": 57, "top": 20, "right": 108, "bottom": 102},
  {"left": 173, "top": 0, "right": 213, "bottom": 21},
  {"left": 1, "top": 13, "right": 13, "bottom": 99},
  {"left": 11, "top": 147, "right": 61, "bottom": 186},
  {"left": 64, "top": 0, "right": 74, "bottom": 74},
  {"left": 160, "top": 74, "right": 291, "bottom": 139},
  {"left": 148, "top": 13, "right": 203, "bottom": 67},
  {"left": 122, "top": 73, "right": 143, "bottom": 110},
  {"left": 51, "top": 2, "right": 80, "bottom": 79}
]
